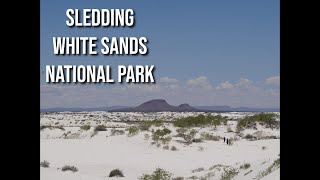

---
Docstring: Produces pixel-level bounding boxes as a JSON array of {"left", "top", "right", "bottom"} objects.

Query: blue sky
[{"left": 40, "top": 0, "right": 280, "bottom": 108}]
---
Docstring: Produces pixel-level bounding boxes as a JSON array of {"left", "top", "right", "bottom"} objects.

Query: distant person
[
  {"left": 224, "top": 137, "right": 225, "bottom": 142},
  {"left": 226, "top": 138, "right": 229, "bottom": 145}
]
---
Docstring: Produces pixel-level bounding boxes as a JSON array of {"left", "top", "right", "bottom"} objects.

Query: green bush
[
  {"left": 152, "top": 128, "right": 172, "bottom": 142},
  {"left": 200, "top": 132, "right": 220, "bottom": 141},
  {"left": 110, "top": 129, "right": 125, "bottom": 136},
  {"left": 173, "top": 114, "right": 228, "bottom": 128},
  {"left": 94, "top": 125, "right": 107, "bottom": 131},
  {"left": 127, "top": 126, "right": 140, "bottom": 137},
  {"left": 138, "top": 168, "right": 173, "bottom": 180},
  {"left": 161, "top": 136, "right": 172, "bottom": 145},
  {"left": 139, "top": 121, "right": 152, "bottom": 131},
  {"left": 80, "top": 124, "right": 90, "bottom": 131},
  {"left": 182, "top": 129, "right": 198, "bottom": 144},
  {"left": 237, "top": 113, "right": 278, "bottom": 131}
]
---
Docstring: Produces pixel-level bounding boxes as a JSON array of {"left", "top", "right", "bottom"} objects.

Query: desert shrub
[
  {"left": 139, "top": 121, "right": 152, "bottom": 131},
  {"left": 161, "top": 136, "right": 172, "bottom": 145},
  {"left": 151, "top": 119, "right": 165, "bottom": 127},
  {"left": 144, "top": 134, "right": 150, "bottom": 140},
  {"left": 192, "top": 167, "right": 204, "bottom": 173},
  {"left": 187, "top": 176, "right": 198, "bottom": 180},
  {"left": 198, "top": 146, "right": 204, "bottom": 151},
  {"left": 171, "top": 146, "right": 178, "bottom": 151},
  {"left": 176, "top": 128, "right": 188, "bottom": 137},
  {"left": 138, "top": 168, "right": 173, "bottom": 180},
  {"left": 163, "top": 145, "right": 169, "bottom": 150},
  {"left": 110, "top": 129, "right": 125, "bottom": 136},
  {"left": 200, "top": 132, "right": 220, "bottom": 141},
  {"left": 244, "top": 170, "right": 253, "bottom": 176},
  {"left": 237, "top": 113, "right": 278, "bottom": 131},
  {"left": 220, "top": 167, "right": 239, "bottom": 180},
  {"left": 182, "top": 129, "right": 198, "bottom": 144},
  {"left": 94, "top": 125, "right": 107, "bottom": 131},
  {"left": 244, "top": 134, "right": 255, "bottom": 140},
  {"left": 109, "top": 169, "right": 124, "bottom": 177},
  {"left": 262, "top": 146, "right": 267, "bottom": 150},
  {"left": 174, "top": 115, "right": 228, "bottom": 128},
  {"left": 80, "top": 124, "right": 90, "bottom": 131},
  {"left": 240, "top": 163, "right": 250, "bottom": 170},
  {"left": 192, "top": 138, "right": 203, "bottom": 143},
  {"left": 40, "top": 125, "right": 65, "bottom": 131},
  {"left": 152, "top": 128, "right": 172, "bottom": 145},
  {"left": 61, "top": 165, "right": 78, "bottom": 173},
  {"left": 127, "top": 126, "right": 140, "bottom": 137},
  {"left": 255, "top": 158, "right": 280, "bottom": 179},
  {"left": 40, "top": 160, "right": 50, "bottom": 168}
]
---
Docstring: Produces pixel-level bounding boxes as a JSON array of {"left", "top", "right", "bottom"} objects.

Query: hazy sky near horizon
[{"left": 40, "top": 0, "right": 279, "bottom": 108}]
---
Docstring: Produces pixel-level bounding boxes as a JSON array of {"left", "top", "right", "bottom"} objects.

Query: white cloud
[
  {"left": 236, "top": 78, "right": 252, "bottom": 88},
  {"left": 159, "top": 77, "right": 179, "bottom": 83},
  {"left": 41, "top": 76, "right": 279, "bottom": 109},
  {"left": 265, "top": 75, "right": 280, "bottom": 86},
  {"left": 186, "top": 76, "right": 213, "bottom": 90},
  {"left": 217, "top": 81, "right": 234, "bottom": 90}
]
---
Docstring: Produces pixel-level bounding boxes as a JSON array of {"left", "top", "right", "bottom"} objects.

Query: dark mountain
[{"left": 109, "top": 99, "right": 205, "bottom": 112}]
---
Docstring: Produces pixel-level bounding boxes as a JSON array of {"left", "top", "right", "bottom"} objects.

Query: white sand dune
[{"left": 40, "top": 112, "right": 280, "bottom": 180}]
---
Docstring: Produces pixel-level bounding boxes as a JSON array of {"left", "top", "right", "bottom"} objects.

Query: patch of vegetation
[
  {"left": 109, "top": 169, "right": 124, "bottom": 177},
  {"left": 40, "top": 125, "right": 65, "bottom": 131},
  {"left": 138, "top": 168, "right": 173, "bottom": 180},
  {"left": 192, "top": 167, "right": 204, "bottom": 173},
  {"left": 180, "top": 129, "right": 198, "bottom": 145},
  {"left": 152, "top": 128, "right": 172, "bottom": 146},
  {"left": 244, "top": 170, "right": 253, "bottom": 176},
  {"left": 110, "top": 129, "right": 125, "bottom": 136},
  {"left": 171, "top": 146, "right": 178, "bottom": 151},
  {"left": 139, "top": 120, "right": 165, "bottom": 131},
  {"left": 61, "top": 165, "right": 78, "bottom": 173},
  {"left": 40, "top": 160, "right": 50, "bottom": 168},
  {"left": 163, "top": 145, "right": 169, "bottom": 150},
  {"left": 80, "top": 124, "right": 90, "bottom": 131},
  {"left": 236, "top": 113, "right": 278, "bottom": 131},
  {"left": 240, "top": 163, "right": 251, "bottom": 170},
  {"left": 200, "top": 132, "right": 220, "bottom": 141},
  {"left": 255, "top": 158, "right": 280, "bottom": 180},
  {"left": 144, "top": 134, "right": 150, "bottom": 140},
  {"left": 94, "top": 125, "right": 107, "bottom": 131},
  {"left": 220, "top": 167, "right": 239, "bottom": 180},
  {"left": 244, "top": 134, "right": 255, "bottom": 140},
  {"left": 173, "top": 114, "right": 228, "bottom": 128},
  {"left": 127, "top": 126, "right": 140, "bottom": 137},
  {"left": 187, "top": 176, "right": 198, "bottom": 180},
  {"left": 209, "top": 164, "right": 227, "bottom": 171},
  {"left": 262, "top": 146, "right": 267, "bottom": 150}
]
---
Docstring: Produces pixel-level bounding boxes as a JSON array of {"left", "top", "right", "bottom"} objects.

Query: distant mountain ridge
[
  {"left": 109, "top": 99, "right": 203, "bottom": 112},
  {"left": 41, "top": 99, "right": 279, "bottom": 112}
]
